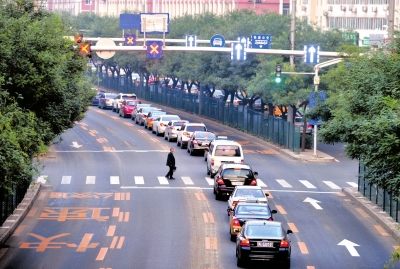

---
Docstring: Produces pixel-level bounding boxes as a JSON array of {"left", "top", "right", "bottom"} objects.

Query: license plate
[
  {"left": 257, "top": 241, "right": 274, "bottom": 248},
  {"left": 231, "top": 181, "right": 244, "bottom": 186}
]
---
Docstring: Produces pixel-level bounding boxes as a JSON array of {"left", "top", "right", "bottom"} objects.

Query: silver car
[{"left": 164, "top": 120, "right": 189, "bottom": 142}]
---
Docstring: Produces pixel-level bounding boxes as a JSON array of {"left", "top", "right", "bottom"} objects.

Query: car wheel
[
  {"left": 236, "top": 254, "right": 247, "bottom": 268},
  {"left": 207, "top": 166, "right": 210, "bottom": 175},
  {"left": 281, "top": 259, "right": 290, "bottom": 269},
  {"left": 230, "top": 233, "right": 236, "bottom": 242},
  {"left": 180, "top": 141, "right": 185, "bottom": 149},
  {"left": 216, "top": 190, "right": 222, "bottom": 200},
  {"left": 190, "top": 149, "right": 194, "bottom": 156},
  {"left": 164, "top": 135, "right": 168, "bottom": 140},
  {"left": 177, "top": 139, "right": 181, "bottom": 147}
]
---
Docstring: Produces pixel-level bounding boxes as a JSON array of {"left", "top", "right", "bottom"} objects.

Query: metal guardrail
[
  {"left": 0, "top": 185, "right": 28, "bottom": 224},
  {"left": 358, "top": 162, "right": 399, "bottom": 223}
]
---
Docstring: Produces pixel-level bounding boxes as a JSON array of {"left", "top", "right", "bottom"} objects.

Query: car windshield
[
  {"left": 126, "top": 100, "right": 137, "bottom": 106},
  {"left": 245, "top": 225, "right": 283, "bottom": 238},
  {"left": 105, "top": 93, "right": 117, "bottom": 98},
  {"left": 163, "top": 115, "right": 180, "bottom": 121},
  {"left": 215, "top": 145, "right": 241, "bottom": 157},
  {"left": 187, "top": 125, "right": 207, "bottom": 132},
  {"left": 236, "top": 205, "right": 271, "bottom": 218},
  {"left": 173, "top": 121, "right": 186, "bottom": 126},
  {"left": 195, "top": 132, "right": 215, "bottom": 140},
  {"left": 122, "top": 94, "right": 136, "bottom": 99},
  {"left": 235, "top": 189, "right": 265, "bottom": 198},
  {"left": 222, "top": 168, "right": 252, "bottom": 178}
]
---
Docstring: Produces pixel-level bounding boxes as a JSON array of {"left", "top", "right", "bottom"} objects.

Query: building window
[
  {"left": 85, "top": 0, "right": 91, "bottom": 4},
  {"left": 282, "top": 3, "right": 290, "bottom": 15}
]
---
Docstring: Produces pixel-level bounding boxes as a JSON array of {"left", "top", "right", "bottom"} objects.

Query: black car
[
  {"left": 236, "top": 220, "right": 292, "bottom": 268},
  {"left": 187, "top": 131, "right": 216, "bottom": 155}
]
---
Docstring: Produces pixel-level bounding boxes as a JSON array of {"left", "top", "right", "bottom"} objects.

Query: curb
[
  {"left": 342, "top": 187, "right": 400, "bottom": 241},
  {"left": 0, "top": 182, "right": 42, "bottom": 246}
]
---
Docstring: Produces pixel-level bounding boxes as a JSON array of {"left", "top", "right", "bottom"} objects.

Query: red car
[{"left": 119, "top": 99, "right": 141, "bottom": 118}]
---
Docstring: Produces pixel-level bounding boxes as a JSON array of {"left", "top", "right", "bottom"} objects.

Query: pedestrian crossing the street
[{"left": 39, "top": 175, "right": 358, "bottom": 192}]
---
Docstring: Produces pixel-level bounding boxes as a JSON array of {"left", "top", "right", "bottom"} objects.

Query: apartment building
[{"left": 296, "top": 0, "right": 397, "bottom": 46}]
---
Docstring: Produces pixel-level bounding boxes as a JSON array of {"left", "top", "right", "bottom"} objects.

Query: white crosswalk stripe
[
  {"left": 299, "top": 180, "right": 316, "bottom": 189},
  {"left": 323, "top": 180, "right": 341, "bottom": 190},
  {"left": 257, "top": 179, "right": 267, "bottom": 187},
  {"left": 86, "top": 176, "right": 95, "bottom": 184},
  {"left": 61, "top": 176, "right": 71, "bottom": 184},
  {"left": 205, "top": 177, "right": 214, "bottom": 186},
  {"left": 134, "top": 176, "right": 144, "bottom": 185},
  {"left": 181, "top": 176, "right": 194, "bottom": 185},
  {"left": 110, "top": 176, "right": 120, "bottom": 185},
  {"left": 276, "top": 179, "right": 292, "bottom": 188},
  {"left": 158, "top": 176, "right": 169, "bottom": 185},
  {"left": 346, "top": 182, "right": 358, "bottom": 188}
]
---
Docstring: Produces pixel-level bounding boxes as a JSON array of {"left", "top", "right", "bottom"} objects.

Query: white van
[{"left": 205, "top": 139, "right": 244, "bottom": 177}]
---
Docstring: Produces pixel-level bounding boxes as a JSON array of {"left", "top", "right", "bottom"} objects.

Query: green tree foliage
[{"left": 321, "top": 42, "right": 400, "bottom": 196}]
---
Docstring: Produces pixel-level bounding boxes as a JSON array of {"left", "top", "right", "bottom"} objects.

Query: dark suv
[{"left": 213, "top": 163, "right": 258, "bottom": 200}]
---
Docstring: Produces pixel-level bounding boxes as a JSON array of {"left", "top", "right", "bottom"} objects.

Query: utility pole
[
  {"left": 388, "top": 0, "right": 395, "bottom": 42},
  {"left": 290, "top": 0, "right": 296, "bottom": 67}
]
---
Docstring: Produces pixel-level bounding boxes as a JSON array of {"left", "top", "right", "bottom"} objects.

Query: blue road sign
[
  {"left": 146, "top": 41, "right": 163, "bottom": 59},
  {"left": 231, "top": 42, "right": 246, "bottom": 61},
  {"left": 304, "top": 45, "right": 320, "bottom": 64},
  {"left": 308, "top": 90, "right": 327, "bottom": 109},
  {"left": 124, "top": 34, "right": 136, "bottom": 46},
  {"left": 185, "top": 35, "right": 197, "bottom": 47},
  {"left": 251, "top": 34, "right": 272, "bottom": 49},
  {"left": 210, "top": 34, "right": 225, "bottom": 47},
  {"left": 119, "top": 13, "right": 141, "bottom": 29}
]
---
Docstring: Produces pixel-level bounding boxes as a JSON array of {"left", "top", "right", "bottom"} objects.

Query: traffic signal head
[
  {"left": 79, "top": 41, "right": 92, "bottom": 58},
  {"left": 74, "top": 33, "right": 83, "bottom": 44},
  {"left": 275, "top": 64, "right": 282, "bottom": 83}
]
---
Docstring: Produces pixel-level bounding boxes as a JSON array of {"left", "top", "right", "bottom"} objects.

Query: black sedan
[{"left": 236, "top": 220, "right": 292, "bottom": 268}]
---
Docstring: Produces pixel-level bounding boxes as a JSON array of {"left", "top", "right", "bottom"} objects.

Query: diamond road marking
[
  {"left": 86, "top": 176, "right": 95, "bottom": 184},
  {"left": 61, "top": 176, "right": 71, "bottom": 185},
  {"left": 110, "top": 176, "right": 120, "bottom": 185},
  {"left": 134, "top": 176, "right": 144, "bottom": 185}
]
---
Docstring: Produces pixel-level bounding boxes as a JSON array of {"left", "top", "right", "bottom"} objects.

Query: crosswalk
[{"left": 39, "top": 175, "right": 358, "bottom": 191}]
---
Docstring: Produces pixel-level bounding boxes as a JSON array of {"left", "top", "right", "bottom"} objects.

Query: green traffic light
[{"left": 275, "top": 77, "right": 282, "bottom": 83}]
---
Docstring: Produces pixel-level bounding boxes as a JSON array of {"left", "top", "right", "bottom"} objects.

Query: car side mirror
[
  {"left": 254, "top": 172, "right": 258, "bottom": 177},
  {"left": 227, "top": 208, "right": 232, "bottom": 215},
  {"left": 265, "top": 192, "right": 269, "bottom": 197},
  {"left": 287, "top": 229, "right": 293, "bottom": 234},
  {"left": 271, "top": 209, "right": 277, "bottom": 214}
]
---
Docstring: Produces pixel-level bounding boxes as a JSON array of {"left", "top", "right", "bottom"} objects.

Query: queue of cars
[{"left": 94, "top": 91, "right": 292, "bottom": 268}]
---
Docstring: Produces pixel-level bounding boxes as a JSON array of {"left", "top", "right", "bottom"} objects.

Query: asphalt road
[{"left": 0, "top": 106, "right": 397, "bottom": 269}]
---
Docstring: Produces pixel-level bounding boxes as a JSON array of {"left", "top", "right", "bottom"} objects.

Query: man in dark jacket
[{"left": 166, "top": 147, "right": 176, "bottom": 179}]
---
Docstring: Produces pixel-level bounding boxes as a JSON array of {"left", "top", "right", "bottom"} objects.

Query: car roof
[
  {"left": 236, "top": 202, "right": 269, "bottom": 207},
  {"left": 211, "top": 139, "right": 241, "bottom": 146},
  {"left": 184, "top": 123, "right": 206, "bottom": 126},
  {"left": 245, "top": 220, "right": 282, "bottom": 227},
  {"left": 161, "top": 114, "right": 180, "bottom": 118},
  {"left": 221, "top": 163, "right": 251, "bottom": 169},
  {"left": 233, "top": 186, "right": 263, "bottom": 190}
]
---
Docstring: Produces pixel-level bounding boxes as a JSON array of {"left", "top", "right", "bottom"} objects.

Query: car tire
[
  {"left": 236, "top": 255, "right": 246, "bottom": 268},
  {"left": 190, "top": 149, "right": 194, "bottom": 156},
  {"left": 180, "top": 141, "right": 185, "bottom": 149},
  {"left": 230, "top": 233, "right": 236, "bottom": 242},
  {"left": 207, "top": 166, "right": 210, "bottom": 175},
  {"left": 215, "top": 190, "right": 222, "bottom": 200},
  {"left": 177, "top": 139, "right": 181, "bottom": 147},
  {"left": 164, "top": 135, "right": 168, "bottom": 140}
]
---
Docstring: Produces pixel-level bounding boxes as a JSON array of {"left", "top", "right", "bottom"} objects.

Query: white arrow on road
[
  {"left": 71, "top": 141, "right": 82, "bottom": 148},
  {"left": 308, "top": 46, "right": 316, "bottom": 63},
  {"left": 338, "top": 239, "right": 360, "bottom": 257},
  {"left": 303, "top": 197, "right": 323, "bottom": 210}
]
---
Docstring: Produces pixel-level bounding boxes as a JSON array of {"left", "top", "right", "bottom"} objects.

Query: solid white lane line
[
  {"left": 323, "top": 180, "right": 341, "bottom": 190},
  {"left": 61, "top": 176, "right": 71, "bottom": 185},
  {"left": 86, "top": 176, "right": 95, "bottom": 184},
  {"left": 181, "top": 176, "right": 194, "bottom": 185},
  {"left": 299, "top": 180, "right": 316, "bottom": 189},
  {"left": 158, "top": 176, "right": 169, "bottom": 185},
  {"left": 110, "top": 176, "right": 120, "bottom": 185},
  {"left": 276, "top": 179, "right": 292, "bottom": 188},
  {"left": 257, "top": 179, "right": 267, "bottom": 187},
  {"left": 134, "top": 176, "right": 144, "bottom": 185},
  {"left": 347, "top": 182, "right": 358, "bottom": 188},
  {"left": 205, "top": 177, "right": 214, "bottom": 186}
]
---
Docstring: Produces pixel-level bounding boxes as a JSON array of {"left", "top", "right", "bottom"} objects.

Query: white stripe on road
[
  {"left": 134, "top": 176, "right": 144, "bottom": 185},
  {"left": 299, "top": 180, "right": 316, "bottom": 189},
  {"left": 323, "top": 181, "right": 341, "bottom": 190},
  {"left": 158, "top": 176, "right": 169, "bottom": 185},
  {"left": 181, "top": 176, "right": 194, "bottom": 185},
  {"left": 257, "top": 179, "right": 267, "bottom": 187},
  {"left": 205, "top": 177, "right": 214, "bottom": 186},
  {"left": 110, "top": 176, "right": 120, "bottom": 185},
  {"left": 347, "top": 182, "right": 358, "bottom": 188},
  {"left": 86, "top": 176, "right": 95, "bottom": 184},
  {"left": 61, "top": 176, "right": 71, "bottom": 185},
  {"left": 276, "top": 179, "right": 292, "bottom": 188}
]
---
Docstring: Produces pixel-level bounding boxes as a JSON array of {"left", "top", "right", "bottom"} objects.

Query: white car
[
  {"left": 112, "top": 93, "right": 137, "bottom": 113},
  {"left": 176, "top": 123, "right": 207, "bottom": 149},
  {"left": 164, "top": 120, "right": 189, "bottom": 142},
  {"left": 152, "top": 115, "right": 181, "bottom": 136},
  {"left": 227, "top": 186, "right": 269, "bottom": 214}
]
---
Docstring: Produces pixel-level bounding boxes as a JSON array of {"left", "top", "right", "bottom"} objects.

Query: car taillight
[
  {"left": 232, "top": 218, "right": 240, "bottom": 227},
  {"left": 280, "top": 240, "right": 289, "bottom": 248},
  {"left": 250, "top": 179, "right": 257, "bottom": 186},
  {"left": 211, "top": 159, "right": 214, "bottom": 166},
  {"left": 193, "top": 140, "right": 198, "bottom": 144},
  {"left": 232, "top": 201, "right": 238, "bottom": 208},
  {"left": 216, "top": 177, "right": 224, "bottom": 185},
  {"left": 239, "top": 238, "right": 250, "bottom": 247}
]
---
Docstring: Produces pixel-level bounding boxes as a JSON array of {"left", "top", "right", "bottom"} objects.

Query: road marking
[
  {"left": 355, "top": 207, "right": 369, "bottom": 218},
  {"left": 323, "top": 181, "right": 341, "bottom": 190},
  {"left": 195, "top": 192, "right": 207, "bottom": 201},
  {"left": 86, "top": 176, "right": 95, "bottom": 184},
  {"left": 287, "top": 223, "right": 298, "bottom": 233},
  {"left": 299, "top": 180, "right": 316, "bottom": 189},
  {"left": 110, "top": 176, "right": 120, "bottom": 185},
  {"left": 276, "top": 179, "right": 292, "bottom": 188},
  {"left": 205, "top": 237, "right": 217, "bottom": 250},
  {"left": 181, "top": 176, "right": 194, "bottom": 185},
  {"left": 76, "top": 233, "right": 95, "bottom": 252},
  {"left": 112, "top": 208, "right": 120, "bottom": 217},
  {"left": 205, "top": 177, "right": 214, "bottom": 186},
  {"left": 257, "top": 179, "right": 267, "bottom": 187},
  {"left": 338, "top": 239, "right": 360, "bottom": 257},
  {"left": 303, "top": 197, "right": 323, "bottom": 210},
  {"left": 14, "top": 225, "right": 27, "bottom": 236},
  {"left": 157, "top": 176, "right": 169, "bottom": 185},
  {"left": 61, "top": 176, "right": 71, "bottom": 184},
  {"left": 307, "top": 266, "right": 316, "bottom": 269},
  {"left": 150, "top": 137, "right": 158, "bottom": 143},
  {"left": 103, "top": 146, "right": 116, "bottom": 152},
  {"left": 298, "top": 242, "right": 309, "bottom": 254},
  {"left": 347, "top": 182, "right": 358, "bottom": 188},
  {"left": 336, "top": 192, "right": 346, "bottom": 197},
  {"left": 134, "top": 176, "right": 144, "bottom": 185},
  {"left": 96, "top": 137, "right": 108, "bottom": 144},
  {"left": 202, "top": 212, "right": 215, "bottom": 224},
  {"left": 275, "top": 205, "right": 287, "bottom": 215},
  {"left": 106, "top": 225, "right": 116, "bottom": 237},
  {"left": 96, "top": 247, "right": 108, "bottom": 261},
  {"left": 374, "top": 225, "right": 390, "bottom": 236}
]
